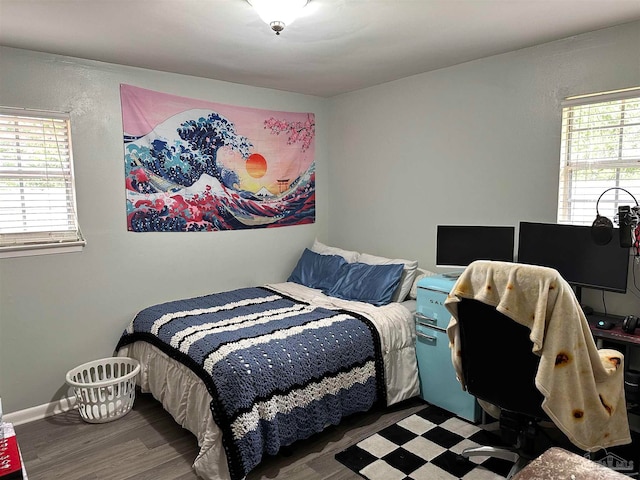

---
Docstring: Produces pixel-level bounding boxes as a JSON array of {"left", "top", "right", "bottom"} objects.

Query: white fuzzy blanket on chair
[{"left": 445, "top": 260, "right": 631, "bottom": 451}]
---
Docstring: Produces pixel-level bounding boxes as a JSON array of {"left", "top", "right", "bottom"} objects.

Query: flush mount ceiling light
[{"left": 247, "top": 0, "right": 310, "bottom": 35}]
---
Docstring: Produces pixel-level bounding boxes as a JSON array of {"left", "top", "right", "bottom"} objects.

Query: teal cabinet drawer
[
  {"left": 416, "top": 275, "right": 455, "bottom": 330},
  {"left": 415, "top": 323, "right": 478, "bottom": 422},
  {"left": 415, "top": 274, "right": 480, "bottom": 422}
]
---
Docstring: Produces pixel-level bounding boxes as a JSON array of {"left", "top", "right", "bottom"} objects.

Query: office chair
[
  {"left": 446, "top": 260, "right": 630, "bottom": 479},
  {"left": 455, "top": 297, "right": 551, "bottom": 478}
]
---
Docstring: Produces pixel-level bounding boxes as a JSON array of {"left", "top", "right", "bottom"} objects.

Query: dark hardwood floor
[{"left": 15, "top": 393, "right": 426, "bottom": 480}]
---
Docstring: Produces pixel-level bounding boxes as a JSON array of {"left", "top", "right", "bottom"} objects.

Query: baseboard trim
[{"left": 4, "top": 396, "right": 77, "bottom": 426}]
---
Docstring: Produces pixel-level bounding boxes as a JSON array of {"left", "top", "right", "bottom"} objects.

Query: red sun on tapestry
[{"left": 246, "top": 153, "right": 267, "bottom": 178}]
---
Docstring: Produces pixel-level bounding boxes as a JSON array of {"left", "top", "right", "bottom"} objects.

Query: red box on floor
[{"left": 0, "top": 433, "right": 23, "bottom": 480}]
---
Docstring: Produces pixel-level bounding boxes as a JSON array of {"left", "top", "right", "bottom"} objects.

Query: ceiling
[{"left": 1, "top": 0, "right": 640, "bottom": 98}]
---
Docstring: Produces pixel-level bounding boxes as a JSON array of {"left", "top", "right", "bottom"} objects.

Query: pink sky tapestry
[{"left": 120, "top": 84, "right": 315, "bottom": 232}]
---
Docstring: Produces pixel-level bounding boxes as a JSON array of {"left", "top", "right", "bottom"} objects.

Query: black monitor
[
  {"left": 517, "top": 222, "right": 629, "bottom": 295},
  {"left": 436, "top": 225, "right": 515, "bottom": 268}
]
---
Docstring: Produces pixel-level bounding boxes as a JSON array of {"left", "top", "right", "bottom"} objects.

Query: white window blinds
[
  {"left": 557, "top": 88, "right": 640, "bottom": 226},
  {"left": 0, "top": 108, "right": 85, "bottom": 255}
]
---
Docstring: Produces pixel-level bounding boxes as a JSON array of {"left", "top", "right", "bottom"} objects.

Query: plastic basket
[{"left": 65, "top": 357, "right": 140, "bottom": 424}]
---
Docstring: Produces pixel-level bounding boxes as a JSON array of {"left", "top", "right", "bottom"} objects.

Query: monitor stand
[
  {"left": 574, "top": 285, "right": 583, "bottom": 305},
  {"left": 573, "top": 286, "right": 594, "bottom": 315}
]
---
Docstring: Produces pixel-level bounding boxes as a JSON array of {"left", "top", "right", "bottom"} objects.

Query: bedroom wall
[
  {"left": 327, "top": 21, "right": 640, "bottom": 318},
  {"left": 0, "top": 47, "right": 329, "bottom": 413},
  {"left": 1, "top": 22, "right": 639, "bottom": 416}
]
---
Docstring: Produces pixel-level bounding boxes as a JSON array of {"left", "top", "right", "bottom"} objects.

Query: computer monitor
[
  {"left": 517, "top": 222, "right": 629, "bottom": 295},
  {"left": 436, "top": 225, "right": 515, "bottom": 268}
]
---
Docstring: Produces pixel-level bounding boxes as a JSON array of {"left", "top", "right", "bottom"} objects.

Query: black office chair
[{"left": 455, "top": 297, "right": 552, "bottom": 478}]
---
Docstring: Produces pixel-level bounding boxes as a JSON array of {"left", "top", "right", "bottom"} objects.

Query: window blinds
[
  {"left": 557, "top": 88, "right": 640, "bottom": 226},
  {"left": 0, "top": 108, "right": 85, "bottom": 253}
]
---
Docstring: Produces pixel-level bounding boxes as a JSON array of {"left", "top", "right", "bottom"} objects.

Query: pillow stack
[{"left": 287, "top": 240, "right": 420, "bottom": 306}]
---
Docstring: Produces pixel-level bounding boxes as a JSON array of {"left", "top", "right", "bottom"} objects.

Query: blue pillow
[
  {"left": 327, "top": 262, "right": 405, "bottom": 306},
  {"left": 287, "top": 248, "right": 347, "bottom": 291}
]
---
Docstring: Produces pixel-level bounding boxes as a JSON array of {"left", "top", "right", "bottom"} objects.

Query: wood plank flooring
[{"left": 14, "top": 392, "right": 426, "bottom": 480}]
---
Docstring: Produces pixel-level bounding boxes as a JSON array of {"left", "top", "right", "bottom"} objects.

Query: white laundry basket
[{"left": 65, "top": 357, "right": 140, "bottom": 423}]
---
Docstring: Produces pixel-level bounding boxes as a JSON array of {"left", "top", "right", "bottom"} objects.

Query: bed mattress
[{"left": 117, "top": 282, "right": 419, "bottom": 480}]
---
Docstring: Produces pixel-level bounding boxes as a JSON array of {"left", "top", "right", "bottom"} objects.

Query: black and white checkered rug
[
  {"left": 336, "top": 404, "right": 640, "bottom": 480},
  {"left": 335, "top": 405, "right": 512, "bottom": 480}
]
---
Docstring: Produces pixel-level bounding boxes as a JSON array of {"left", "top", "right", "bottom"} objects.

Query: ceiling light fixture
[{"left": 247, "top": 0, "right": 310, "bottom": 35}]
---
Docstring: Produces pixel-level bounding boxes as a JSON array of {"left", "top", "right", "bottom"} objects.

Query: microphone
[
  {"left": 591, "top": 214, "right": 613, "bottom": 245},
  {"left": 618, "top": 205, "right": 633, "bottom": 248}
]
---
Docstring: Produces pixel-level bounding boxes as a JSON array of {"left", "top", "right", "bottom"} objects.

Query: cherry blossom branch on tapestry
[{"left": 264, "top": 114, "right": 315, "bottom": 152}]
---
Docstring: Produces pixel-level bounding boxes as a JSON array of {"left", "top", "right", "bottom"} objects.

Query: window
[
  {"left": 0, "top": 108, "right": 85, "bottom": 257},
  {"left": 557, "top": 87, "right": 640, "bottom": 226}
]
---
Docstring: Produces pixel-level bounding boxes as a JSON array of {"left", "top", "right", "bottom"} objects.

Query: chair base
[{"left": 462, "top": 446, "right": 530, "bottom": 479}]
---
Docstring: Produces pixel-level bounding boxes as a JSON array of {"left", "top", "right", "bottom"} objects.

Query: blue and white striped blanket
[{"left": 116, "top": 286, "right": 385, "bottom": 480}]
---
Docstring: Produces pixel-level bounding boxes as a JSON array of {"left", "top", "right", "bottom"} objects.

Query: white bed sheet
[{"left": 118, "top": 282, "right": 419, "bottom": 480}]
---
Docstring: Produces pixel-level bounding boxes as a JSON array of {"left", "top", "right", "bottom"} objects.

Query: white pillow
[
  {"left": 409, "top": 268, "right": 437, "bottom": 299},
  {"left": 359, "top": 252, "right": 419, "bottom": 302},
  {"left": 311, "top": 239, "right": 360, "bottom": 263}
]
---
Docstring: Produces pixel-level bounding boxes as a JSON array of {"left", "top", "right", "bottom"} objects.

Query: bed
[{"left": 115, "top": 243, "right": 422, "bottom": 480}]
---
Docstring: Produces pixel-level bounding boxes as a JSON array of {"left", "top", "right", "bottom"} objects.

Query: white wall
[
  {"left": 327, "top": 21, "right": 640, "bottom": 317},
  {"left": 2, "top": 21, "right": 639, "bottom": 414},
  {"left": 0, "top": 47, "right": 329, "bottom": 413}
]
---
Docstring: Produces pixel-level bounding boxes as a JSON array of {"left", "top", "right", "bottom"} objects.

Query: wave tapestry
[{"left": 120, "top": 84, "right": 315, "bottom": 232}]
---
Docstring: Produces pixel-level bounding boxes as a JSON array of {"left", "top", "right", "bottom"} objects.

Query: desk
[
  {"left": 588, "top": 313, "right": 640, "bottom": 432},
  {"left": 511, "top": 447, "right": 630, "bottom": 480},
  {"left": 587, "top": 313, "right": 640, "bottom": 349}
]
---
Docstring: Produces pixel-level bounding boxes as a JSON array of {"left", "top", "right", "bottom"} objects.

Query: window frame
[
  {"left": 0, "top": 107, "right": 85, "bottom": 258},
  {"left": 557, "top": 87, "right": 640, "bottom": 227}
]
